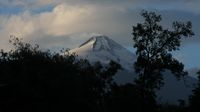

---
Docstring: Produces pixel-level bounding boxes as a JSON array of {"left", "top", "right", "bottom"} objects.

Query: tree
[
  {"left": 189, "top": 71, "right": 200, "bottom": 112},
  {"left": 132, "top": 10, "right": 194, "bottom": 110},
  {"left": 105, "top": 83, "right": 156, "bottom": 112},
  {"left": 0, "top": 37, "right": 121, "bottom": 112}
]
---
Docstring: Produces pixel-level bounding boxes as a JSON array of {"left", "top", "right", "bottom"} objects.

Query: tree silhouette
[
  {"left": 189, "top": 71, "right": 200, "bottom": 112},
  {"left": 105, "top": 83, "right": 156, "bottom": 112},
  {"left": 0, "top": 37, "right": 121, "bottom": 112},
  {"left": 132, "top": 10, "right": 194, "bottom": 110}
]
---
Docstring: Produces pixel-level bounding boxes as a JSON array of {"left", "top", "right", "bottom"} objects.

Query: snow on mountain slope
[
  {"left": 69, "top": 35, "right": 136, "bottom": 70},
  {"left": 69, "top": 35, "right": 197, "bottom": 104}
]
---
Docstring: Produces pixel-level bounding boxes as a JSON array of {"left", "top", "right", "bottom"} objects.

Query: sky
[{"left": 0, "top": 0, "right": 200, "bottom": 70}]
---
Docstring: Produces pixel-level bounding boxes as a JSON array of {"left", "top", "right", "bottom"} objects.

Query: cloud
[
  {"left": 0, "top": 0, "right": 200, "bottom": 52},
  {"left": 0, "top": 0, "right": 53, "bottom": 7},
  {"left": 1, "top": 0, "right": 200, "bottom": 14},
  {"left": 0, "top": 2, "right": 140, "bottom": 50},
  {"left": 0, "top": 4, "right": 96, "bottom": 50}
]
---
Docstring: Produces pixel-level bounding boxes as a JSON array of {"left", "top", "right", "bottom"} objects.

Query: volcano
[
  {"left": 69, "top": 35, "right": 197, "bottom": 104},
  {"left": 69, "top": 35, "right": 136, "bottom": 70}
]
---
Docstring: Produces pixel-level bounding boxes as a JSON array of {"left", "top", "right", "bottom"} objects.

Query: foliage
[
  {"left": 189, "top": 71, "right": 200, "bottom": 111},
  {"left": 132, "top": 10, "right": 194, "bottom": 91},
  {"left": 0, "top": 37, "right": 121, "bottom": 112},
  {"left": 105, "top": 83, "right": 157, "bottom": 112},
  {"left": 132, "top": 10, "right": 194, "bottom": 111}
]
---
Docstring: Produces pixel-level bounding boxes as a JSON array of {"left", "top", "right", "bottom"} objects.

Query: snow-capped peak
[
  {"left": 69, "top": 35, "right": 136, "bottom": 70},
  {"left": 79, "top": 35, "right": 122, "bottom": 51}
]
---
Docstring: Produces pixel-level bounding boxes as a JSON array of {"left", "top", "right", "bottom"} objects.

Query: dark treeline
[
  {"left": 0, "top": 10, "right": 200, "bottom": 112},
  {"left": 0, "top": 37, "right": 122, "bottom": 112},
  {"left": 0, "top": 37, "right": 156, "bottom": 112}
]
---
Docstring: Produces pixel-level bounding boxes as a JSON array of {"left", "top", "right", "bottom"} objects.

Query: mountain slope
[
  {"left": 69, "top": 35, "right": 197, "bottom": 104},
  {"left": 69, "top": 35, "right": 136, "bottom": 70}
]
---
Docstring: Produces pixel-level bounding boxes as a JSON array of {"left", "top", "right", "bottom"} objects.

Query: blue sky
[
  {"left": 0, "top": 0, "right": 200, "bottom": 70},
  {"left": 177, "top": 44, "right": 200, "bottom": 69}
]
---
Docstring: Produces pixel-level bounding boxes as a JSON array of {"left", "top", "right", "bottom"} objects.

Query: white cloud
[
  {"left": 0, "top": 2, "right": 140, "bottom": 50},
  {"left": 2, "top": 4, "right": 93, "bottom": 35},
  {"left": 0, "top": 4, "right": 95, "bottom": 49},
  {"left": 0, "top": 0, "right": 200, "bottom": 52}
]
